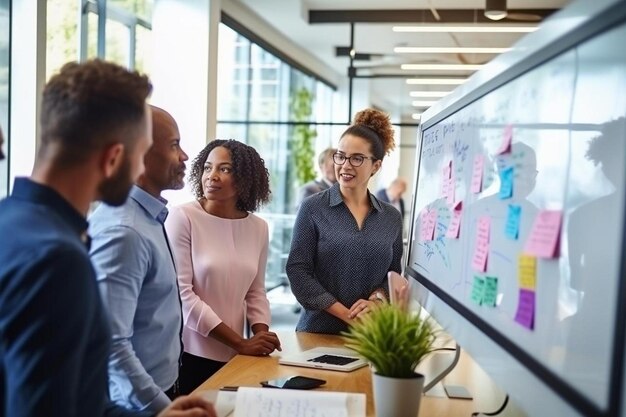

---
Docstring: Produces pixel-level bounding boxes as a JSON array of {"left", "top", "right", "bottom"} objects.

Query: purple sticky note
[
  {"left": 446, "top": 205, "right": 463, "bottom": 239},
  {"left": 471, "top": 216, "right": 491, "bottom": 272},
  {"left": 497, "top": 124, "right": 513, "bottom": 155},
  {"left": 514, "top": 289, "right": 535, "bottom": 330},
  {"left": 471, "top": 155, "right": 484, "bottom": 194},
  {"left": 524, "top": 210, "right": 563, "bottom": 258}
]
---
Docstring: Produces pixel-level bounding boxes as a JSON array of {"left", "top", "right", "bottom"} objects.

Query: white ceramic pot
[{"left": 371, "top": 371, "right": 425, "bottom": 417}]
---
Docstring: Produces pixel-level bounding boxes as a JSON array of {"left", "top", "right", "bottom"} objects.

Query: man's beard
[{"left": 98, "top": 156, "right": 133, "bottom": 206}]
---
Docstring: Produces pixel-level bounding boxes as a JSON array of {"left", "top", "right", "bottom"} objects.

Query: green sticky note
[
  {"left": 471, "top": 276, "right": 485, "bottom": 305},
  {"left": 483, "top": 276, "right": 498, "bottom": 307}
]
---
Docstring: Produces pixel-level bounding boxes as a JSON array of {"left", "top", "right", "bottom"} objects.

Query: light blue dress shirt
[{"left": 89, "top": 185, "right": 182, "bottom": 413}]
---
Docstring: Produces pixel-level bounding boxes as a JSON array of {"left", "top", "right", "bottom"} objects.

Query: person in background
[
  {"left": 166, "top": 139, "right": 282, "bottom": 394},
  {"left": 0, "top": 60, "right": 215, "bottom": 417},
  {"left": 296, "top": 147, "right": 337, "bottom": 207},
  {"left": 89, "top": 106, "right": 189, "bottom": 413},
  {"left": 286, "top": 109, "right": 403, "bottom": 334},
  {"left": 375, "top": 177, "right": 407, "bottom": 219}
]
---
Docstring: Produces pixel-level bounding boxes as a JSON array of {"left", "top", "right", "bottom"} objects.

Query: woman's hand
[
  {"left": 236, "top": 330, "right": 282, "bottom": 356},
  {"left": 348, "top": 299, "right": 377, "bottom": 320},
  {"left": 157, "top": 395, "right": 217, "bottom": 417}
]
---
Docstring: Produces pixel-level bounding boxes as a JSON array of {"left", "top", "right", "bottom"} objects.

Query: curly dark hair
[
  {"left": 341, "top": 108, "right": 395, "bottom": 160},
  {"left": 188, "top": 139, "right": 271, "bottom": 212}
]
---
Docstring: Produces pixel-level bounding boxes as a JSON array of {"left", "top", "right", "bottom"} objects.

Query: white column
[
  {"left": 10, "top": 0, "right": 46, "bottom": 189},
  {"left": 151, "top": 0, "right": 221, "bottom": 204}
]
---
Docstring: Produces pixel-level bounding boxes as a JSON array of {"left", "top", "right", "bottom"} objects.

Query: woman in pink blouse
[{"left": 165, "top": 139, "right": 281, "bottom": 394}]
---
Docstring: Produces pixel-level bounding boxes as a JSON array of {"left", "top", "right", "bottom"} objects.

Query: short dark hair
[
  {"left": 189, "top": 139, "right": 271, "bottom": 212},
  {"left": 40, "top": 59, "right": 152, "bottom": 165},
  {"left": 318, "top": 147, "right": 336, "bottom": 167}
]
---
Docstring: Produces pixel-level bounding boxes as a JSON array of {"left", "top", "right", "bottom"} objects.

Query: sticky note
[
  {"left": 471, "top": 216, "right": 491, "bottom": 272},
  {"left": 524, "top": 210, "right": 563, "bottom": 258},
  {"left": 497, "top": 124, "right": 513, "bottom": 155},
  {"left": 514, "top": 289, "right": 535, "bottom": 330},
  {"left": 470, "top": 276, "right": 485, "bottom": 305},
  {"left": 471, "top": 155, "right": 484, "bottom": 193},
  {"left": 483, "top": 276, "right": 498, "bottom": 307},
  {"left": 421, "top": 209, "right": 437, "bottom": 241},
  {"left": 498, "top": 166, "right": 514, "bottom": 199},
  {"left": 505, "top": 204, "right": 522, "bottom": 240},
  {"left": 446, "top": 205, "right": 463, "bottom": 239},
  {"left": 518, "top": 254, "right": 537, "bottom": 290}
]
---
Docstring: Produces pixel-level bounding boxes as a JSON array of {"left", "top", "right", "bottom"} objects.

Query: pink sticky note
[
  {"left": 471, "top": 155, "right": 484, "bottom": 193},
  {"left": 497, "top": 124, "right": 513, "bottom": 155},
  {"left": 446, "top": 205, "right": 463, "bottom": 239},
  {"left": 514, "top": 289, "right": 535, "bottom": 330},
  {"left": 420, "top": 209, "right": 437, "bottom": 241},
  {"left": 471, "top": 216, "right": 491, "bottom": 272},
  {"left": 524, "top": 210, "right": 563, "bottom": 258}
]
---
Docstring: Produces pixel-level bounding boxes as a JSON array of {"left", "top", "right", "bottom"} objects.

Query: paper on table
[
  {"left": 471, "top": 155, "right": 484, "bottom": 193},
  {"left": 524, "top": 210, "right": 563, "bottom": 258},
  {"left": 234, "top": 387, "right": 365, "bottom": 417}
]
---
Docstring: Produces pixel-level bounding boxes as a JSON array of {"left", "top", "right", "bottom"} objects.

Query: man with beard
[
  {"left": 0, "top": 61, "right": 215, "bottom": 417},
  {"left": 89, "top": 106, "right": 189, "bottom": 413}
]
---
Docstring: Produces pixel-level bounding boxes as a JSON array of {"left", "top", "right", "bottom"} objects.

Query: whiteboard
[{"left": 406, "top": 3, "right": 626, "bottom": 417}]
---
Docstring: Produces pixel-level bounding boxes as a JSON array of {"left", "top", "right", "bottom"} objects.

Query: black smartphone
[{"left": 260, "top": 375, "right": 326, "bottom": 390}]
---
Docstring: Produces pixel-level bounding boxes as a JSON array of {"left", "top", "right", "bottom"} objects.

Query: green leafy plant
[
  {"left": 291, "top": 87, "right": 317, "bottom": 186},
  {"left": 342, "top": 303, "right": 437, "bottom": 378}
]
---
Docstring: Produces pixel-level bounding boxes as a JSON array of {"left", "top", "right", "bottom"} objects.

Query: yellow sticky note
[{"left": 518, "top": 254, "right": 537, "bottom": 290}]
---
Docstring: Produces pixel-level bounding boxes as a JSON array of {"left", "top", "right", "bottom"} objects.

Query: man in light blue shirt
[{"left": 89, "top": 106, "right": 189, "bottom": 413}]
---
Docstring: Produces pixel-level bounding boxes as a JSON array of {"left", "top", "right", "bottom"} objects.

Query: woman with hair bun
[
  {"left": 287, "top": 109, "right": 403, "bottom": 334},
  {"left": 165, "top": 139, "right": 282, "bottom": 394}
]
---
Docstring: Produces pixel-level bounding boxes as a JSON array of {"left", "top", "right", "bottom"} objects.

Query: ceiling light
[
  {"left": 409, "top": 91, "right": 451, "bottom": 98},
  {"left": 395, "top": 47, "right": 511, "bottom": 54},
  {"left": 393, "top": 25, "right": 536, "bottom": 33},
  {"left": 406, "top": 78, "right": 466, "bottom": 85},
  {"left": 412, "top": 113, "right": 422, "bottom": 120},
  {"left": 412, "top": 100, "right": 438, "bottom": 107},
  {"left": 485, "top": 0, "right": 508, "bottom": 20},
  {"left": 401, "top": 64, "right": 484, "bottom": 71}
]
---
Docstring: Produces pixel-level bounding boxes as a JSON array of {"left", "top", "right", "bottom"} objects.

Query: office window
[
  {"left": 0, "top": 0, "right": 8, "bottom": 198},
  {"left": 46, "top": 0, "right": 80, "bottom": 80},
  {"left": 216, "top": 22, "right": 336, "bottom": 290}
]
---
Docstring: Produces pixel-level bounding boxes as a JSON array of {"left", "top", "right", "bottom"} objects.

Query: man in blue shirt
[
  {"left": 0, "top": 60, "right": 215, "bottom": 417},
  {"left": 90, "top": 106, "right": 189, "bottom": 412}
]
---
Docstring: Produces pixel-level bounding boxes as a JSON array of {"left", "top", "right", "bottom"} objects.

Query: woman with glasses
[{"left": 286, "top": 109, "right": 403, "bottom": 334}]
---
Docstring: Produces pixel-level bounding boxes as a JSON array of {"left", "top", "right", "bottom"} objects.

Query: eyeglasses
[{"left": 333, "top": 152, "right": 377, "bottom": 167}]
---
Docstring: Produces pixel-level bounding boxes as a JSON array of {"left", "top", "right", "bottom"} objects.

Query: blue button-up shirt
[
  {"left": 287, "top": 182, "right": 404, "bottom": 334},
  {"left": 89, "top": 186, "right": 182, "bottom": 412}
]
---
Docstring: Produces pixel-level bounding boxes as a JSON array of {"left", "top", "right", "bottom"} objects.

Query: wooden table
[{"left": 194, "top": 331, "right": 493, "bottom": 416}]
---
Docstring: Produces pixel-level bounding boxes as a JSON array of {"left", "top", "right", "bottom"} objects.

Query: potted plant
[{"left": 342, "top": 302, "right": 437, "bottom": 417}]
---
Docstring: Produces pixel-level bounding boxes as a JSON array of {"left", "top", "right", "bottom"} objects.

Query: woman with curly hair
[
  {"left": 165, "top": 139, "right": 281, "bottom": 394},
  {"left": 287, "top": 109, "right": 403, "bottom": 334}
]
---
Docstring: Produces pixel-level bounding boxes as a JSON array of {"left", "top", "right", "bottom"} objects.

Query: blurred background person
[
  {"left": 296, "top": 147, "right": 336, "bottom": 208},
  {"left": 375, "top": 177, "right": 407, "bottom": 219},
  {"left": 89, "top": 106, "right": 188, "bottom": 413},
  {"left": 287, "top": 109, "right": 403, "bottom": 334},
  {"left": 166, "top": 139, "right": 281, "bottom": 394}
]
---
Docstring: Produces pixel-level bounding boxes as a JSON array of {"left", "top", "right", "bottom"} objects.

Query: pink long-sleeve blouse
[{"left": 165, "top": 201, "right": 271, "bottom": 362}]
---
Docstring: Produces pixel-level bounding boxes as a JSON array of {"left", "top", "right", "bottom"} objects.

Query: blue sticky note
[
  {"left": 505, "top": 204, "right": 522, "bottom": 240},
  {"left": 498, "top": 166, "right": 514, "bottom": 199}
]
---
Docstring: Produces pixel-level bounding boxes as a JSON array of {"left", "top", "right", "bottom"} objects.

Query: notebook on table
[{"left": 278, "top": 346, "right": 368, "bottom": 372}]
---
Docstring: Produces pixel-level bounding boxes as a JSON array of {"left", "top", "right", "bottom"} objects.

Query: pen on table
[{"left": 219, "top": 386, "right": 239, "bottom": 391}]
